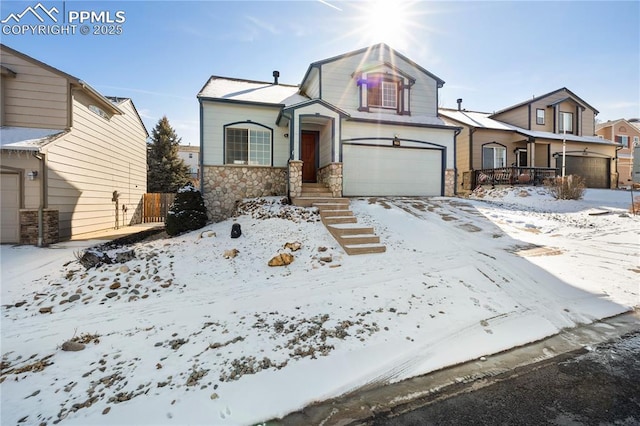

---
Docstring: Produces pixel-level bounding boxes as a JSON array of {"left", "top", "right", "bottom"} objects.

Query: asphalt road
[{"left": 372, "top": 331, "right": 640, "bottom": 426}]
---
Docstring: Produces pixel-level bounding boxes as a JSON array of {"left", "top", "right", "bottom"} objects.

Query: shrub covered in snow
[
  {"left": 165, "top": 183, "right": 208, "bottom": 236},
  {"left": 544, "top": 175, "right": 586, "bottom": 200}
]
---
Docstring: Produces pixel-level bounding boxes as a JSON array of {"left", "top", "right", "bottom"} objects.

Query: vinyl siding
[
  {"left": 470, "top": 129, "right": 525, "bottom": 169},
  {"left": 201, "top": 101, "right": 289, "bottom": 167},
  {"left": 44, "top": 94, "right": 147, "bottom": 239},
  {"left": 0, "top": 154, "right": 40, "bottom": 208},
  {"left": 341, "top": 121, "right": 455, "bottom": 168},
  {"left": 318, "top": 120, "right": 332, "bottom": 167},
  {"left": 303, "top": 68, "right": 320, "bottom": 99},
  {"left": 319, "top": 46, "right": 439, "bottom": 117},
  {"left": 0, "top": 48, "right": 69, "bottom": 129},
  {"left": 491, "top": 105, "right": 529, "bottom": 129}
]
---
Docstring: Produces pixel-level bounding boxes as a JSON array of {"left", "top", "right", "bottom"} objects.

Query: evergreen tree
[
  {"left": 165, "top": 183, "right": 208, "bottom": 236},
  {"left": 147, "top": 116, "right": 191, "bottom": 192}
]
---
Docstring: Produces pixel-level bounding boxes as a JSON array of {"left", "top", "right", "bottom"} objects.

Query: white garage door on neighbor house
[{"left": 342, "top": 144, "right": 443, "bottom": 196}]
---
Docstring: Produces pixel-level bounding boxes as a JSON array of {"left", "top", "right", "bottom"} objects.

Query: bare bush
[{"left": 544, "top": 175, "right": 586, "bottom": 200}]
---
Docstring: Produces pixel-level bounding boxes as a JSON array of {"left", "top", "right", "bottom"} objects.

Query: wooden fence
[{"left": 143, "top": 193, "right": 175, "bottom": 223}]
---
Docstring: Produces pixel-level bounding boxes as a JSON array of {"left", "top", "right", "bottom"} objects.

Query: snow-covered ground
[{"left": 1, "top": 188, "right": 638, "bottom": 426}]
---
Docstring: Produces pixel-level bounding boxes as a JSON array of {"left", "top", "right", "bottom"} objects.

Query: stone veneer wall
[
  {"left": 202, "top": 166, "right": 287, "bottom": 222},
  {"left": 20, "top": 209, "right": 59, "bottom": 245},
  {"left": 318, "top": 163, "right": 343, "bottom": 197},
  {"left": 444, "top": 169, "right": 456, "bottom": 196},
  {"left": 288, "top": 161, "right": 302, "bottom": 198}
]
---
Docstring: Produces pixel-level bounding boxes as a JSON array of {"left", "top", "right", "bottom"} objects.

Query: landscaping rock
[
  {"left": 61, "top": 341, "right": 86, "bottom": 352},
  {"left": 223, "top": 249, "right": 239, "bottom": 259},
  {"left": 284, "top": 241, "right": 302, "bottom": 252},
  {"left": 105, "top": 292, "right": 118, "bottom": 299},
  {"left": 39, "top": 306, "right": 53, "bottom": 314},
  {"left": 268, "top": 253, "right": 294, "bottom": 267}
]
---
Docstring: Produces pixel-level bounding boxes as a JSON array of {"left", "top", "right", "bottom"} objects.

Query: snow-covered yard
[{"left": 1, "top": 188, "right": 638, "bottom": 426}]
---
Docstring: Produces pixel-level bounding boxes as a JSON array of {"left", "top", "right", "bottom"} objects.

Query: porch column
[
  {"left": 288, "top": 160, "right": 302, "bottom": 198},
  {"left": 527, "top": 139, "right": 536, "bottom": 167}
]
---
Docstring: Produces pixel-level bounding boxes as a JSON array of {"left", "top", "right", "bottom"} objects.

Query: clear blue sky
[{"left": 2, "top": 0, "right": 638, "bottom": 146}]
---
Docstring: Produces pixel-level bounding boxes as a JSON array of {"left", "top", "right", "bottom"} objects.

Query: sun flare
[{"left": 355, "top": 0, "right": 417, "bottom": 49}]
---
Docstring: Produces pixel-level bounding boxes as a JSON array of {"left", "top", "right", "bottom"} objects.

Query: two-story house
[
  {"left": 198, "top": 43, "right": 459, "bottom": 221},
  {"left": 440, "top": 88, "right": 619, "bottom": 191},
  {"left": 0, "top": 44, "right": 148, "bottom": 244},
  {"left": 177, "top": 144, "right": 201, "bottom": 184},
  {"left": 595, "top": 118, "right": 640, "bottom": 187}
]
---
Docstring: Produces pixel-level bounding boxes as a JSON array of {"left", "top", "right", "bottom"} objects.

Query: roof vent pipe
[
  {"left": 456, "top": 98, "right": 462, "bottom": 111},
  {"left": 273, "top": 70, "right": 280, "bottom": 85}
]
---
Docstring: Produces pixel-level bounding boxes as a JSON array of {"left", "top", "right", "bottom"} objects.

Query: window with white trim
[
  {"left": 536, "top": 108, "right": 545, "bottom": 125},
  {"left": 225, "top": 128, "right": 271, "bottom": 166},
  {"left": 559, "top": 112, "right": 573, "bottom": 134},
  {"left": 634, "top": 136, "right": 639, "bottom": 147},
  {"left": 482, "top": 146, "right": 506, "bottom": 168},
  {"left": 367, "top": 76, "right": 398, "bottom": 109}
]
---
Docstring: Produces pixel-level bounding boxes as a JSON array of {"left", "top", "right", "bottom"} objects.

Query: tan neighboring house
[
  {"left": 0, "top": 44, "right": 148, "bottom": 245},
  {"left": 177, "top": 144, "right": 200, "bottom": 185},
  {"left": 439, "top": 88, "right": 620, "bottom": 191},
  {"left": 198, "top": 43, "right": 459, "bottom": 221},
  {"left": 595, "top": 118, "right": 640, "bottom": 187}
]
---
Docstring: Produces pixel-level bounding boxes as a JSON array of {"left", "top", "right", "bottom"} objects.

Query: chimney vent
[
  {"left": 456, "top": 98, "right": 463, "bottom": 111},
  {"left": 273, "top": 70, "right": 280, "bottom": 85}
]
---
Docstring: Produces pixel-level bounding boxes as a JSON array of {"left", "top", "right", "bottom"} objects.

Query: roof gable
[
  {"left": 490, "top": 87, "right": 599, "bottom": 117},
  {"left": 0, "top": 44, "right": 121, "bottom": 116},
  {"left": 299, "top": 43, "right": 445, "bottom": 91}
]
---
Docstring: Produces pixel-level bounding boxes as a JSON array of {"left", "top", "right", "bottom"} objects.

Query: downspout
[
  {"left": 453, "top": 127, "right": 462, "bottom": 195},
  {"left": 33, "top": 152, "right": 46, "bottom": 247},
  {"left": 615, "top": 145, "right": 623, "bottom": 188}
]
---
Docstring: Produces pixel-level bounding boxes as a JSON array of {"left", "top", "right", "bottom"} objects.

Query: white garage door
[
  {"left": 343, "top": 145, "right": 442, "bottom": 196},
  {"left": 1, "top": 173, "right": 20, "bottom": 243}
]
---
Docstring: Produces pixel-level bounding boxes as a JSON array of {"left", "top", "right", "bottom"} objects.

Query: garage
[
  {"left": 343, "top": 144, "right": 443, "bottom": 196},
  {"left": 556, "top": 155, "right": 610, "bottom": 188},
  {"left": 1, "top": 173, "right": 20, "bottom": 243}
]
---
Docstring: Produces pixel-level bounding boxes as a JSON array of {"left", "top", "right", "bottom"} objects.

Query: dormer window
[{"left": 367, "top": 76, "right": 398, "bottom": 109}]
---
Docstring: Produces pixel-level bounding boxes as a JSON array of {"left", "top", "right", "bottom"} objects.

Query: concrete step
[
  {"left": 323, "top": 216, "right": 358, "bottom": 225},
  {"left": 338, "top": 234, "right": 380, "bottom": 245},
  {"left": 300, "top": 185, "right": 332, "bottom": 193},
  {"left": 300, "top": 191, "right": 332, "bottom": 198},
  {"left": 327, "top": 223, "right": 374, "bottom": 236},
  {"left": 292, "top": 197, "right": 336, "bottom": 207},
  {"left": 320, "top": 209, "right": 353, "bottom": 218},
  {"left": 312, "top": 200, "right": 350, "bottom": 210},
  {"left": 343, "top": 243, "right": 387, "bottom": 255}
]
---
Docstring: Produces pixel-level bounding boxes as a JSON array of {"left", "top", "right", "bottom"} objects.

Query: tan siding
[
  {"left": 201, "top": 102, "right": 288, "bottom": 167},
  {"left": 491, "top": 106, "right": 529, "bottom": 128},
  {"left": 0, "top": 153, "right": 41, "bottom": 208},
  {"left": 471, "top": 129, "right": 525, "bottom": 169},
  {"left": 45, "top": 95, "right": 147, "bottom": 239},
  {"left": 0, "top": 47, "right": 69, "bottom": 129}
]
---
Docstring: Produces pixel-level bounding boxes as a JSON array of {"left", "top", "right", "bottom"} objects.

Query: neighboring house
[
  {"left": 439, "top": 88, "right": 620, "bottom": 191},
  {"left": 177, "top": 144, "right": 200, "bottom": 183},
  {"left": 595, "top": 118, "right": 640, "bottom": 187},
  {"left": 0, "top": 44, "right": 148, "bottom": 245},
  {"left": 198, "top": 43, "right": 459, "bottom": 221}
]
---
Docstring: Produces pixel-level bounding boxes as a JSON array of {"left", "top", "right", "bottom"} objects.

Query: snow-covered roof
[
  {"left": 198, "top": 76, "right": 308, "bottom": 106},
  {"left": 439, "top": 109, "right": 618, "bottom": 146},
  {"left": 0, "top": 127, "right": 66, "bottom": 151}
]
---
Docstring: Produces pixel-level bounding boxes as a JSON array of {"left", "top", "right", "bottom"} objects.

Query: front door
[
  {"left": 301, "top": 132, "right": 317, "bottom": 182},
  {"left": 516, "top": 149, "right": 528, "bottom": 167}
]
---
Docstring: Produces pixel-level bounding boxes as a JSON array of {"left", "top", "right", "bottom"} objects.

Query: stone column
[
  {"left": 444, "top": 169, "right": 456, "bottom": 196},
  {"left": 288, "top": 161, "right": 303, "bottom": 198}
]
